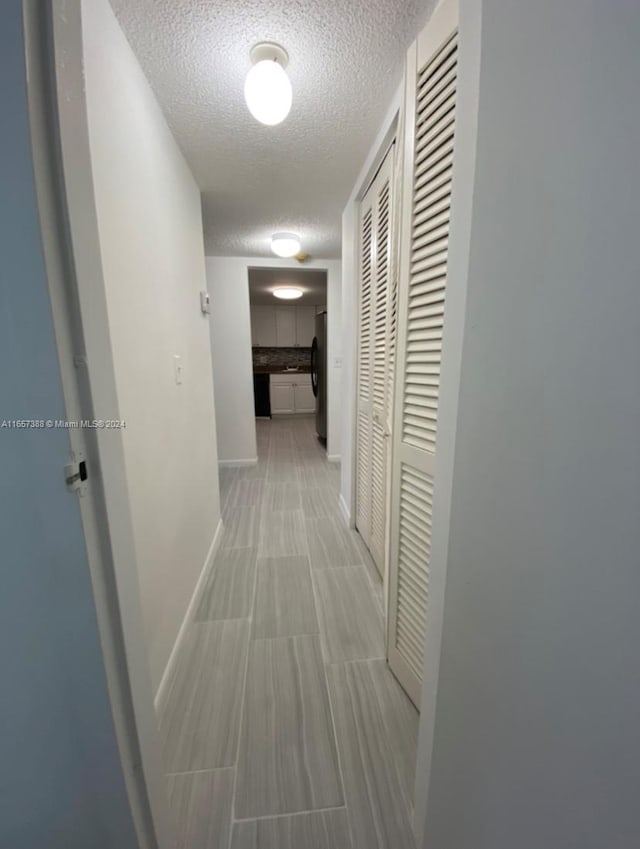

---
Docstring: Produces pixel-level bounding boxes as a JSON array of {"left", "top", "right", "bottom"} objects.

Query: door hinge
[{"left": 65, "top": 454, "right": 88, "bottom": 496}]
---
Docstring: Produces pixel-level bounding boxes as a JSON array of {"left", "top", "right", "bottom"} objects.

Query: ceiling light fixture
[
  {"left": 271, "top": 232, "right": 301, "bottom": 258},
  {"left": 244, "top": 42, "right": 292, "bottom": 126},
  {"left": 273, "top": 287, "right": 303, "bottom": 300}
]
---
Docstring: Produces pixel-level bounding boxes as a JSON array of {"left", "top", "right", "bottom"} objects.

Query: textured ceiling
[
  {"left": 111, "top": 0, "right": 436, "bottom": 258},
  {"left": 248, "top": 267, "right": 327, "bottom": 305}
]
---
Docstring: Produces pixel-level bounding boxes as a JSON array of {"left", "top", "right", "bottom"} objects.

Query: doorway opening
[{"left": 248, "top": 267, "right": 327, "bottom": 442}]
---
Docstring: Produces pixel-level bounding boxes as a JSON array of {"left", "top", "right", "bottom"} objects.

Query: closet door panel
[{"left": 387, "top": 3, "right": 458, "bottom": 708}]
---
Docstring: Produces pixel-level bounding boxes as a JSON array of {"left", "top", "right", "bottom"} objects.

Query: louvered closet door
[
  {"left": 387, "top": 0, "right": 458, "bottom": 708},
  {"left": 356, "top": 204, "right": 373, "bottom": 547},
  {"left": 355, "top": 146, "right": 394, "bottom": 576}
]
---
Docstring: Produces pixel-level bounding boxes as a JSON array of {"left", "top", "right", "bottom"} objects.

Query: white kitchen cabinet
[
  {"left": 270, "top": 373, "right": 315, "bottom": 414},
  {"left": 295, "top": 306, "right": 316, "bottom": 347},
  {"left": 252, "top": 304, "right": 320, "bottom": 347},
  {"left": 251, "top": 305, "right": 276, "bottom": 347},
  {"left": 275, "top": 307, "right": 296, "bottom": 346},
  {"left": 270, "top": 381, "right": 295, "bottom": 414},
  {"left": 293, "top": 379, "right": 316, "bottom": 414}
]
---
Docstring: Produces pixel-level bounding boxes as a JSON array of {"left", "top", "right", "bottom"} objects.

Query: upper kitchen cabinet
[
  {"left": 251, "top": 305, "right": 277, "bottom": 347},
  {"left": 275, "top": 306, "right": 297, "bottom": 346},
  {"left": 252, "top": 304, "right": 319, "bottom": 347},
  {"left": 295, "top": 306, "right": 316, "bottom": 347}
]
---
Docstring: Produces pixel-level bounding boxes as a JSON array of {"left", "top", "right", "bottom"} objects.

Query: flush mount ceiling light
[
  {"left": 244, "top": 42, "right": 292, "bottom": 126},
  {"left": 273, "top": 287, "right": 303, "bottom": 300},
  {"left": 271, "top": 232, "right": 301, "bottom": 258}
]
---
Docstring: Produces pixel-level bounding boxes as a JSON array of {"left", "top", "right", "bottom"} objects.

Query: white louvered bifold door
[
  {"left": 387, "top": 0, "right": 458, "bottom": 708},
  {"left": 356, "top": 203, "right": 373, "bottom": 546},
  {"left": 355, "top": 146, "right": 394, "bottom": 577}
]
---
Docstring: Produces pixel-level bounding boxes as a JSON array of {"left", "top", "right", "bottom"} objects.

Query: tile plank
[
  {"left": 236, "top": 635, "right": 343, "bottom": 818},
  {"left": 225, "top": 478, "right": 266, "bottom": 509},
  {"left": 231, "top": 808, "right": 352, "bottom": 849},
  {"left": 327, "top": 662, "right": 416, "bottom": 849},
  {"left": 167, "top": 768, "right": 234, "bottom": 849},
  {"left": 259, "top": 509, "right": 307, "bottom": 558},
  {"left": 296, "top": 463, "right": 331, "bottom": 488},
  {"left": 312, "top": 566, "right": 385, "bottom": 662},
  {"left": 305, "top": 516, "right": 363, "bottom": 570},
  {"left": 253, "top": 556, "right": 318, "bottom": 638},
  {"left": 366, "top": 661, "right": 419, "bottom": 803},
  {"left": 194, "top": 547, "right": 257, "bottom": 621},
  {"left": 300, "top": 486, "right": 341, "bottom": 519},
  {"left": 159, "top": 620, "right": 250, "bottom": 772},
  {"left": 263, "top": 481, "right": 302, "bottom": 511},
  {"left": 221, "top": 506, "right": 260, "bottom": 549}
]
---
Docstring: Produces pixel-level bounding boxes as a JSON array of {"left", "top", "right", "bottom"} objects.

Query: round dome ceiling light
[
  {"left": 271, "top": 232, "right": 301, "bottom": 258},
  {"left": 273, "top": 287, "right": 303, "bottom": 300},
  {"left": 244, "top": 42, "right": 292, "bottom": 126}
]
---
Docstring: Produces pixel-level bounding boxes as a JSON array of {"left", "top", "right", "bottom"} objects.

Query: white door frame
[
  {"left": 28, "top": 3, "right": 173, "bottom": 846},
  {"left": 242, "top": 257, "right": 340, "bottom": 457}
]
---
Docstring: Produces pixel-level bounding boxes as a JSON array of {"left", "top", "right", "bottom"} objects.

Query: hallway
[{"left": 157, "top": 416, "right": 418, "bottom": 848}]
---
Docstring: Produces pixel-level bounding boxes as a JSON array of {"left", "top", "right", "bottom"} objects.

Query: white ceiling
[
  {"left": 111, "top": 0, "right": 436, "bottom": 258},
  {"left": 248, "top": 267, "right": 327, "bottom": 305}
]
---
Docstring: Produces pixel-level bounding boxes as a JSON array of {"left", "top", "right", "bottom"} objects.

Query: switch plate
[
  {"left": 200, "top": 290, "right": 211, "bottom": 315},
  {"left": 333, "top": 356, "right": 343, "bottom": 368},
  {"left": 173, "top": 354, "right": 183, "bottom": 385}
]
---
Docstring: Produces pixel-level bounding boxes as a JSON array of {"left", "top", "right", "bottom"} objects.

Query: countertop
[{"left": 253, "top": 366, "right": 311, "bottom": 375}]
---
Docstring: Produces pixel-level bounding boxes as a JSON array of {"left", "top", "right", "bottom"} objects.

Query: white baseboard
[
  {"left": 154, "top": 517, "right": 223, "bottom": 712},
  {"left": 339, "top": 493, "right": 351, "bottom": 527},
  {"left": 218, "top": 458, "right": 258, "bottom": 468},
  {"left": 326, "top": 454, "right": 341, "bottom": 463}
]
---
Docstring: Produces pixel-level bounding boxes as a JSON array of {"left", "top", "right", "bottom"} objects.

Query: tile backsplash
[{"left": 252, "top": 347, "right": 312, "bottom": 368}]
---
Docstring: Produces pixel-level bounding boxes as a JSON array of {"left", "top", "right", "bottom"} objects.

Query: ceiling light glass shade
[
  {"left": 273, "top": 287, "right": 303, "bottom": 300},
  {"left": 244, "top": 59, "right": 292, "bottom": 126},
  {"left": 271, "top": 232, "right": 301, "bottom": 257}
]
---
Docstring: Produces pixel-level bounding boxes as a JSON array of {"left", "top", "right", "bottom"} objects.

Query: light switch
[
  {"left": 333, "top": 356, "right": 343, "bottom": 368},
  {"left": 173, "top": 354, "right": 183, "bottom": 385}
]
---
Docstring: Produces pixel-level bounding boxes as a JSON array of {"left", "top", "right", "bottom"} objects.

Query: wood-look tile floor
[{"left": 159, "top": 416, "right": 418, "bottom": 848}]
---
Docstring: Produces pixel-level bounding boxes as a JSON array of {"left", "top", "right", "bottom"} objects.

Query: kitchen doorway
[{"left": 248, "top": 267, "right": 328, "bottom": 442}]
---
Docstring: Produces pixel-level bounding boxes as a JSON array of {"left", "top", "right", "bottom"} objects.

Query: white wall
[
  {"left": 81, "top": 0, "right": 221, "bottom": 693},
  {"left": 206, "top": 256, "right": 257, "bottom": 465},
  {"left": 420, "top": 1, "right": 640, "bottom": 847},
  {"left": 207, "top": 256, "right": 342, "bottom": 462},
  {"left": 340, "top": 88, "right": 402, "bottom": 522}
]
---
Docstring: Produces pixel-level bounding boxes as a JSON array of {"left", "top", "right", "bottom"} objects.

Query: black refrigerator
[{"left": 311, "top": 311, "right": 327, "bottom": 441}]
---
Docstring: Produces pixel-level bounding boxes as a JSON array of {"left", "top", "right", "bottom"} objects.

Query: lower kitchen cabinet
[
  {"left": 293, "top": 381, "right": 316, "bottom": 414},
  {"left": 270, "top": 381, "right": 295, "bottom": 414},
  {"left": 270, "top": 373, "right": 315, "bottom": 415}
]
